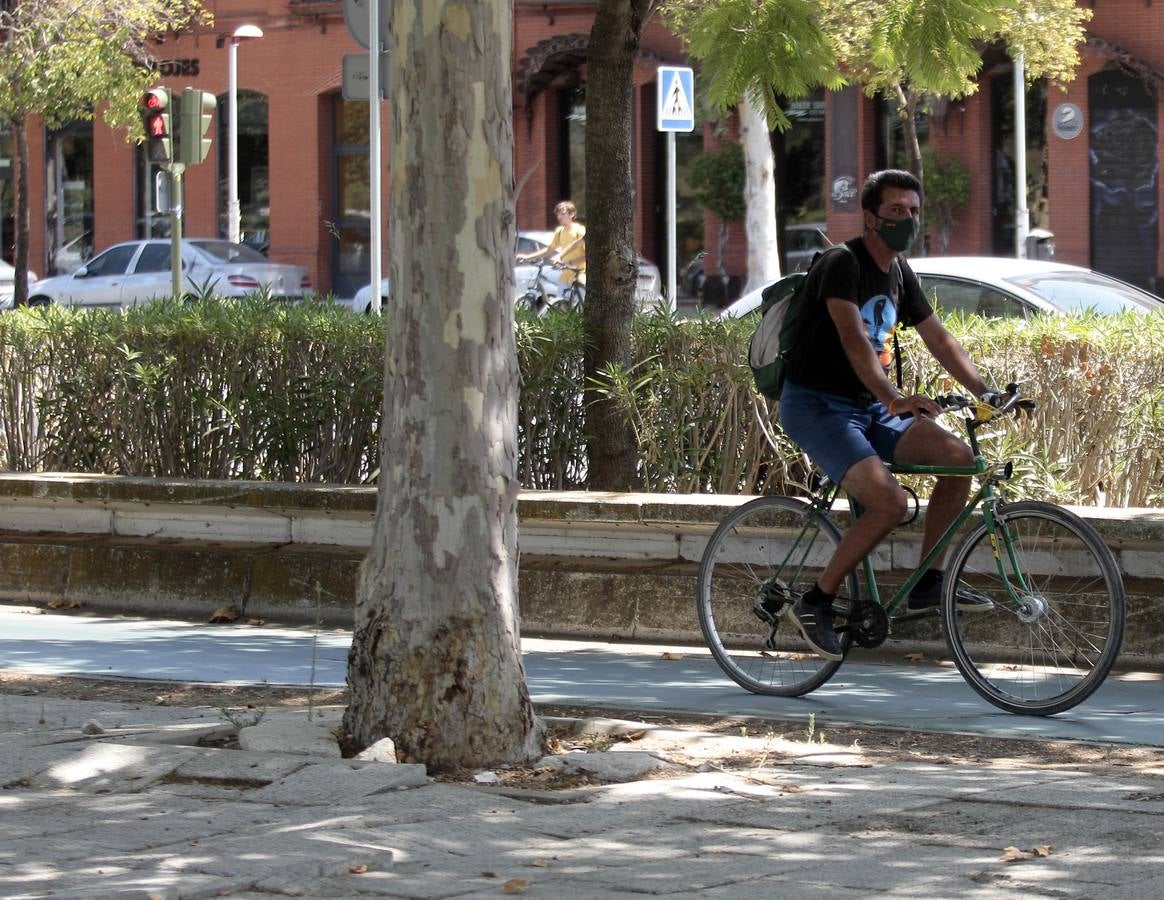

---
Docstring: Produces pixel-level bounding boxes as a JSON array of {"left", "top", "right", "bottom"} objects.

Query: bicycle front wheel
[
  {"left": 697, "top": 495, "right": 858, "bottom": 696},
  {"left": 943, "top": 501, "right": 1125, "bottom": 715}
]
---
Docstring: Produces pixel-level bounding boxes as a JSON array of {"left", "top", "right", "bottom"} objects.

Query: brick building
[{"left": 1, "top": 1, "right": 1161, "bottom": 297}]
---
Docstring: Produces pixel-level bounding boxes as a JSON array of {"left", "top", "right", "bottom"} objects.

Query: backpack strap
[{"left": 891, "top": 258, "right": 903, "bottom": 391}]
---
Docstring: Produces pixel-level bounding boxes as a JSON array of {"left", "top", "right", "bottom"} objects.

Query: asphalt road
[{"left": 2, "top": 603, "right": 1162, "bottom": 747}]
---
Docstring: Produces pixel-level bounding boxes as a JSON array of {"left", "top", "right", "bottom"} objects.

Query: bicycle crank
[{"left": 848, "top": 599, "right": 890, "bottom": 648}]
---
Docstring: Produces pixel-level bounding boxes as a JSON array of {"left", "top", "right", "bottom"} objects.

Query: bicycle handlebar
[{"left": 935, "top": 382, "right": 1036, "bottom": 421}]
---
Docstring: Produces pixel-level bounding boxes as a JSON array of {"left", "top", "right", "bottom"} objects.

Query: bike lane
[{"left": 2, "top": 603, "right": 1161, "bottom": 747}]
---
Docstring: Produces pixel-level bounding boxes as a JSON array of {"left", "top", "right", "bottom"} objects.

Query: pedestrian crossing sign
[{"left": 657, "top": 66, "right": 695, "bottom": 132}]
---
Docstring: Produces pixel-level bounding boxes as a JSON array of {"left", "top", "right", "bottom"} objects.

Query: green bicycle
[{"left": 696, "top": 385, "right": 1126, "bottom": 716}]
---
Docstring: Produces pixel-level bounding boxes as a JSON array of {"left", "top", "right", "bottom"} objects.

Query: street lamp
[{"left": 227, "top": 23, "right": 264, "bottom": 246}]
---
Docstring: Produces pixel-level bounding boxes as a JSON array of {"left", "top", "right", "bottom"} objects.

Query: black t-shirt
[{"left": 785, "top": 238, "right": 932, "bottom": 399}]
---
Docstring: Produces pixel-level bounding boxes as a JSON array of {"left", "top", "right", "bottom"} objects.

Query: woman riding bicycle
[
  {"left": 517, "top": 200, "right": 586, "bottom": 288},
  {"left": 772, "top": 169, "right": 998, "bottom": 661}
]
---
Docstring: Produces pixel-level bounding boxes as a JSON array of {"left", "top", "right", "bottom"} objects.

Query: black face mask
[{"left": 875, "top": 214, "right": 920, "bottom": 252}]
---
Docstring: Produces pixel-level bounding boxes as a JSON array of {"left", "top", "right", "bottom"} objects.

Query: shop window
[
  {"left": 331, "top": 96, "right": 371, "bottom": 299},
  {"left": 45, "top": 121, "right": 94, "bottom": 276},
  {"left": 216, "top": 90, "right": 270, "bottom": 252}
]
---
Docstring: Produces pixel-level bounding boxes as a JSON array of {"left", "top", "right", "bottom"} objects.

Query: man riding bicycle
[{"left": 769, "top": 169, "right": 996, "bottom": 661}]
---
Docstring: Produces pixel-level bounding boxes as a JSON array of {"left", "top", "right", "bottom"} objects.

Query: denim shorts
[{"left": 778, "top": 380, "right": 913, "bottom": 486}]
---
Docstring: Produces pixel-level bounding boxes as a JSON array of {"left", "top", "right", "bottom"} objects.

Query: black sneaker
[
  {"left": 908, "top": 573, "right": 994, "bottom": 613},
  {"left": 787, "top": 595, "right": 843, "bottom": 661}
]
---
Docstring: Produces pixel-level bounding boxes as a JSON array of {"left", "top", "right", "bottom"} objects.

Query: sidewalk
[{"left": 3, "top": 691, "right": 1164, "bottom": 898}]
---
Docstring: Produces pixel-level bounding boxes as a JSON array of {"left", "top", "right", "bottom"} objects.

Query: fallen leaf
[
  {"left": 45, "top": 599, "right": 64, "bottom": 609},
  {"left": 348, "top": 864, "right": 368, "bottom": 874},
  {"left": 208, "top": 606, "right": 240, "bottom": 624},
  {"left": 530, "top": 860, "right": 549, "bottom": 867},
  {"left": 246, "top": 618, "right": 266, "bottom": 627},
  {"left": 624, "top": 730, "right": 647, "bottom": 742},
  {"left": 502, "top": 879, "right": 528, "bottom": 894},
  {"left": 904, "top": 653, "right": 925, "bottom": 662},
  {"left": 1033, "top": 845, "right": 1055, "bottom": 857},
  {"left": 1000, "top": 846, "right": 1033, "bottom": 862},
  {"left": 660, "top": 652, "right": 683, "bottom": 660}
]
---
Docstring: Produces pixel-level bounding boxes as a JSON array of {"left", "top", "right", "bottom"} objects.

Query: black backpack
[{"left": 748, "top": 245, "right": 852, "bottom": 400}]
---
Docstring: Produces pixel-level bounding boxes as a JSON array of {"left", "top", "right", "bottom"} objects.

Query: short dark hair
[{"left": 860, "top": 169, "right": 923, "bottom": 213}]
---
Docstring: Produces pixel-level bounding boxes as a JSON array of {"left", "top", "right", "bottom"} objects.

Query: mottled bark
[
  {"left": 344, "top": 0, "right": 541, "bottom": 770},
  {"left": 740, "top": 95, "right": 779, "bottom": 290},
  {"left": 582, "top": 0, "right": 654, "bottom": 491}
]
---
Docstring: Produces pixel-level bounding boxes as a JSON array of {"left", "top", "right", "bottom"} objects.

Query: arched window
[{"left": 216, "top": 90, "right": 270, "bottom": 252}]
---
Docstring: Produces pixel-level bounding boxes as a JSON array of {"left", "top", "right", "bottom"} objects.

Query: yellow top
[{"left": 549, "top": 222, "right": 586, "bottom": 284}]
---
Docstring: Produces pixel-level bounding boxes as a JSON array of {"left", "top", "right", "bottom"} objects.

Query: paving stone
[
  {"left": 238, "top": 714, "right": 343, "bottom": 757},
  {"left": 253, "top": 760, "right": 430, "bottom": 804}
]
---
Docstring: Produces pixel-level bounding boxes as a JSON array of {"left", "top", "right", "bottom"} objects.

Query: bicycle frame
[{"left": 801, "top": 434, "right": 1034, "bottom": 619}]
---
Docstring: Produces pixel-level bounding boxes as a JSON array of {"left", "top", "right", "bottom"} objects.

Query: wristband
[{"left": 888, "top": 396, "right": 905, "bottom": 415}]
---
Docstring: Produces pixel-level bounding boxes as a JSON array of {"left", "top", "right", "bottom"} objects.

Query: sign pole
[
  {"left": 368, "top": 0, "right": 382, "bottom": 315},
  {"left": 656, "top": 66, "right": 694, "bottom": 311},
  {"left": 666, "top": 131, "right": 677, "bottom": 307},
  {"left": 168, "top": 162, "right": 186, "bottom": 299}
]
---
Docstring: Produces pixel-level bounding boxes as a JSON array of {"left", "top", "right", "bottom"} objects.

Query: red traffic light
[
  {"left": 146, "top": 115, "right": 167, "bottom": 137},
  {"left": 143, "top": 92, "right": 165, "bottom": 110}
]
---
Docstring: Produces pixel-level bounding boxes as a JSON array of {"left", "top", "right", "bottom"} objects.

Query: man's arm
[
  {"left": 914, "top": 315, "right": 991, "bottom": 399},
  {"left": 827, "top": 298, "right": 941, "bottom": 418}
]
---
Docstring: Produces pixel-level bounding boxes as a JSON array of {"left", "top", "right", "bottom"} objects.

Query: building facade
[{"left": 2, "top": 1, "right": 1162, "bottom": 297}]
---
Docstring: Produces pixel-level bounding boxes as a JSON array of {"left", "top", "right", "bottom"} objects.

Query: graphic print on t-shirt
[{"left": 860, "top": 293, "right": 897, "bottom": 367}]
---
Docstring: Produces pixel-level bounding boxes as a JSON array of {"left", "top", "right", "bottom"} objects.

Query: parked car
[
  {"left": 350, "top": 277, "right": 390, "bottom": 313},
  {"left": 909, "top": 256, "right": 1164, "bottom": 318},
  {"left": 718, "top": 255, "right": 1164, "bottom": 320},
  {"left": 784, "top": 223, "right": 830, "bottom": 272},
  {"left": 25, "top": 239, "right": 312, "bottom": 309},
  {"left": 0, "top": 260, "right": 39, "bottom": 311}
]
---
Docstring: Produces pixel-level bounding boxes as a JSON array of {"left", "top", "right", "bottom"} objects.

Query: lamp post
[{"left": 227, "top": 23, "right": 263, "bottom": 246}]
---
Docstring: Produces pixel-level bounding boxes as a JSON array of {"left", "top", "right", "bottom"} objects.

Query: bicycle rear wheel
[
  {"left": 942, "top": 501, "right": 1125, "bottom": 715},
  {"left": 697, "top": 495, "right": 858, "bottom": 696}
]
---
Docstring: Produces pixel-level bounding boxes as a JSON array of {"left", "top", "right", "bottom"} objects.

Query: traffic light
[
  {"left": 139, "top": 87, "right": 173, "bottom": 164},
  {"left": 179, "top": 88, "right": 217, "bottom": 166}
]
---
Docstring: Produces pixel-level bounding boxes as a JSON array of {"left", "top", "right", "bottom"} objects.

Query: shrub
[{"left": 1, "top": 299, "right": 1160, "bottom": 506}]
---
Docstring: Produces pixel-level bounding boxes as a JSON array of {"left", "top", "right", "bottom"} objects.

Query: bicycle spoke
[
  {"left": 943, "top": 502, "right": 1124, "bottom": 715},
  {"left": 697, "top": 496, "right": 856, "bottom": 697}
]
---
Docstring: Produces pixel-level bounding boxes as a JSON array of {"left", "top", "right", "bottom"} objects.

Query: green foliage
[
  {"left": 0, "top": 0, "right": 208, "bottom": 134},
  {"left": 920, "top": 147, "right": 972, "bottom": 252},
  {"left": 1, "top": 301, "right": 1161, "bottom": 508},
  {"left": 661, "top": 0, "right": 846, "bottom": 130},
  {"left": 687, "top": 143, "right": 747, "bottom": 223}
]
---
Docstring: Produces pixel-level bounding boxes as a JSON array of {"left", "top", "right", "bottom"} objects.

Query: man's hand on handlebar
[{"left": 888, "top": 394, "right": 943, "bottom": 418}]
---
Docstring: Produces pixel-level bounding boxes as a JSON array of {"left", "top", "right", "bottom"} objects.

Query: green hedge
[{"left": 1, "top": 298, "right": 1161, "bottom": 505}]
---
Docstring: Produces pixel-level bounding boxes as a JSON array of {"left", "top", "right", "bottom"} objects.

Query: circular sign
[{"left": 1052, "top": 103, "right": 1084, "bottom": 141}]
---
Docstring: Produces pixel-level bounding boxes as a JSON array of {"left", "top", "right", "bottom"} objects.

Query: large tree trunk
[
  {"left": 740, "top": 95, "right": 779, "bottom": 291},
  {"left": 344, "top": 0, "right": 542, "bottom": 771},
  {"left": 582, "top": 0, "right": 652, "bottom": 491},
  {"left": 13, "top": 118, "right": 30, "bottom": 306}
]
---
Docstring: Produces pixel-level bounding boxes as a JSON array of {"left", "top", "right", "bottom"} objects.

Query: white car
[
  {"left": 349, "top": 277, "right": 390, "bottom": 314},
  {"left": 26, "top": 239, "right": 311, "bottom": 309},
  {"left": 0, "top": 260, "right": 39, "bottom": 311},
  {"left": 718, "top": 255, "right": 1164, "bottom": 320}
]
